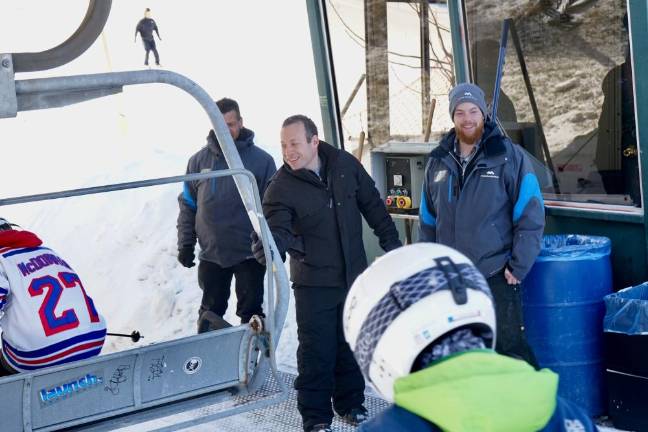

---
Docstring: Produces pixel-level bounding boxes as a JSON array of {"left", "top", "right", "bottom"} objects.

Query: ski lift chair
[{"left": 0, "top": 1, "right": 290, "bottom": 430}]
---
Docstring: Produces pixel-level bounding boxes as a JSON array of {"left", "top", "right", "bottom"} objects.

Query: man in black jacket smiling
[{"left": 252, "top": 115, "right": 401, "bottom": 432}]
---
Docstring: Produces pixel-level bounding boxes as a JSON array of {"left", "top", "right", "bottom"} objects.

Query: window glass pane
[
  {"left": 327, "top": 0, "right": 454, "bottom": 155},
  {"left": 464, "top": 0, "right": 639, "bottom": 208}
]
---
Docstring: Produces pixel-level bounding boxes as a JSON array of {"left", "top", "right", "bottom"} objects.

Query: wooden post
[
  {"left": 420, "top": 0, "right": 431, "bottom": 135},
  {"left": 341, "top": 74, "right": 366, "bottom": 118},
  {"left": 354, "top": 131, "right": 366, "bottom": 162},
  {"left": 423, "top": 98, "right": 437, "bottom": 142},
  {"left": 364, "top": 0, "right": 390, "bottom": 148}
]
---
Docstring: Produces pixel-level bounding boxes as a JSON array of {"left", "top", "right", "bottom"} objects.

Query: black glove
[
  {"left": 178, "top": 247, "right": 195, "bottom": 268},
  {"left": 384, "top": 239, "right": 403, "bottom": 252},
  {"left": 251, "top": 232, "right": 267, "bottom": 266}
]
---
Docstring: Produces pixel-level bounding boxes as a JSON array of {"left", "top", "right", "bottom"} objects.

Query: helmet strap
[{"left": 434, "top": 257, "right": 467, "bottom": 305}]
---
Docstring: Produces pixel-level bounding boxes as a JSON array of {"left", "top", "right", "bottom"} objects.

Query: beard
[{"left": 455, "top": 121, "right": 484, "bottom": 145}]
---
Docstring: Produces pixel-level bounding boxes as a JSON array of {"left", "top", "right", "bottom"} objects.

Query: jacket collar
[
  {"left": 0, "top": 230, "right": 43, "bottom": 249},
  {"left": 207, "top": 127, "right": 255, "bottom": 158}
]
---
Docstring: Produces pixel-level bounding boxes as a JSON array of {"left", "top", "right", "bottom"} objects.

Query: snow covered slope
[{"left": 0, "top": 0, "right": 317, "bottom": 371}]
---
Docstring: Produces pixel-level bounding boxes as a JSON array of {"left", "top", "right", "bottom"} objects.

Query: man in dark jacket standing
[
  {"left": 134, "top": 8, "right": 162, "bottom": 67},
  {"left": 252, "top": 115, "right": 401, "bottom": 432},
  {"left": 418, "top": 83, "right": 545, "bottom": 366},
  {"left": 177, "top": 98, "right": 276, "bottom": 331}
]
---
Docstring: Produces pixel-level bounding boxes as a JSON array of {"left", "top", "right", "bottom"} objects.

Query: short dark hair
[
  {"left": 216, "top": 98, "right": 241, "bottom": 119},
  {"left": 282, "top": 115, "right": 318, "bottom": 141},
  {"left": 145, "top": 8, "right": 151, "bottom": 12},
  {"left": 0, "top": 217, "right": 16, "bottom": 231}
]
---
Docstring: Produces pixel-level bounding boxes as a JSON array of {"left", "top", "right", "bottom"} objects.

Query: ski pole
[
  {"left": 491, "top": 18, "right": 510, "bottom": 122},
  {"left": 106, "top": 330, "right": 143, "bottom": 342}
]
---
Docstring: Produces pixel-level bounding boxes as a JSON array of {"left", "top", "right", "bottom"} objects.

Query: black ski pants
[
  {"left": 293, "top": 284, "right": 365, "bottom": 431},
  {"left": 142, "top": 39, "right": 160, "bottom": 65},
  {"left": 198, "top": 259, "right": 265, "bottom": 324},
  {"left": 488, "top": 271, "right": 539, "bottom": 368}
]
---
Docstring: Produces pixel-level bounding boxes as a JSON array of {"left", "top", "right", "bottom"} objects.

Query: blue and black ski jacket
[
  {"left": 177, "top": 128, "right": 276, "bottom": 268},
  {"left": 418, "top": 120, "right": 544, "bottom": 280}
]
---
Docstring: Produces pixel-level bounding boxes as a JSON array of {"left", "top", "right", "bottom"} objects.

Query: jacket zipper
[
  {"left": 448, "top": 152, "right": 469, "bottom": 186},
  {"left": 211, "top": 162, "right": 218, "bottom": 194},
  {"left": 449, "top": 148, "right": 483, "bottom": 190},
  {"left": 324, "top": 175, "right": 333, "bottom": 208}
]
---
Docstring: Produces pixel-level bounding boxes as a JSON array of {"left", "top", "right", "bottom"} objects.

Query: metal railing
[{"left": 0, "top": 168, "right": 289, "bottom": 349}]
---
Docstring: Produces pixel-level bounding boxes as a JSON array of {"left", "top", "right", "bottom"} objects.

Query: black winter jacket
[
  {"left": 135, "top": 18, "right": 160, "bottom": 41},
  {"left": 263, "top": 142, "right": 402, "bottom": 288},
  {"left": 177, "top": 128, "right": 276, "bottom": 267}
]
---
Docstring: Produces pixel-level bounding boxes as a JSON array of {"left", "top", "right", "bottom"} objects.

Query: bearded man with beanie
[{"left": 418, "top": 82, "right": 545, "bottom": 366}]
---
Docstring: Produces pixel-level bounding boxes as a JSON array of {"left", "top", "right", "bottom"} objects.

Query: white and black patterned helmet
[{"left": 343, "top": 243, "right": 496, "bottom": 401}]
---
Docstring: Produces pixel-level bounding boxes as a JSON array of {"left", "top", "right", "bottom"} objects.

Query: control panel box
[
  {"left": 370, "top": 142, "right": 436, "bottom": 215},
  {"left": 384, "top": 156, "right": 425, "bottom": 212}
]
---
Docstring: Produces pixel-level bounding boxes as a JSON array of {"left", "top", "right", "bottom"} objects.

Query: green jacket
[{"left": 394, "top": 350, "right": 558, "bottom": 432}]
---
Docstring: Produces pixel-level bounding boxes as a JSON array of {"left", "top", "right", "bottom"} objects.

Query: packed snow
[{"left": 0, "top": 0, "right": 323, "bottom": 371}]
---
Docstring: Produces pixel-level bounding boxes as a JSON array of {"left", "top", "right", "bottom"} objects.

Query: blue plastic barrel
[{"left": 523, "top": 234, "right": 612, "bottom": 416}]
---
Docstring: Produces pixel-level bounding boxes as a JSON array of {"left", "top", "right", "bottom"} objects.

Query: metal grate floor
[
  {"left": 194, "top": 371, "right": 389, "bottom": 432},
  {"left": 104, "top": 370, "right": 389, "bottom": 432},
  {"left": 80, "top": 369, "right": 626, "bottom": 431}
]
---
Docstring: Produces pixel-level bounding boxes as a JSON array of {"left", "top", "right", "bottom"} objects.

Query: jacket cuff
[
  {"left": 506, "top": 262, "right": 528, "bottom": 281},
  {"left": 383, "top": 240, "right": 403, "bottom": 252}
]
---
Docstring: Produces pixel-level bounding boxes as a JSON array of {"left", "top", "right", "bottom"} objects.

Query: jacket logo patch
[
  {"left": 434, "top": 170, "right": 448, "bottom": 183},
  {"left": 564, "top": 419, "right": 586, "bottom": 432},
  {"left": 480, "top": 170, "right": 499, "bottom": 179}
]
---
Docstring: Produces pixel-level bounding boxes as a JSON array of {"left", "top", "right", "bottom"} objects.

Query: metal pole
[
  {"left": 509, "top": 21, "right": 561, "bottom": 193},
  {"left": 13, "top": 0, "right": 112, "bottom": 73},
  {"left": 447, "top": 0, "right": 469, "bottom": 83},
  {"left": 0, "top": 169, "right": 251, "bottom": 206},
  {"left": 0, "top": 167, "right": 284, "bottom": 345},
  {"left": 15, "top": 71, "right": 254, "bottom": 228},
  {"left": 491, "top": 19, "right": 510, "bottom": 122},
  {"left": 13, "top": 71, "right": 289, "bottom": 344},
  {"left": 306, "top": 0, "right": 343, "bottom": 149}
]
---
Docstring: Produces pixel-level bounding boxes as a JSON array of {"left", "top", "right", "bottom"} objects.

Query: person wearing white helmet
[{"left": 344, "top": 243, "right": 595, "bottom": 432}]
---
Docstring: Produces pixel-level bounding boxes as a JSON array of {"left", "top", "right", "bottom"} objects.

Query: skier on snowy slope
[{"left": 344, "top": 243, "right": 595, "bottom": 431}]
